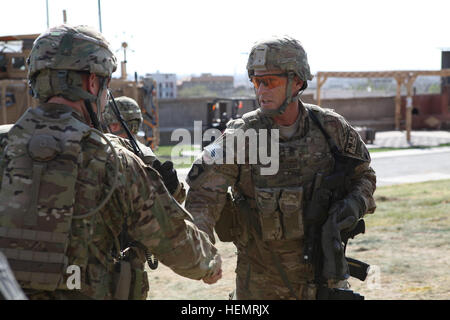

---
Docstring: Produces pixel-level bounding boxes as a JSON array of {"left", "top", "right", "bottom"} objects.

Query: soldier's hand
[
  {"left": 328, "top": 196, "right": 365, "bottom": 232},
  {"left": 202, "top": 254, "right": 222, "bottom": 284},
  {"left": 152, "top": 159, "right": 180, "bottom": 195},
  {"left": 202, "top": 268, "right": 222, "bottom": 284}
]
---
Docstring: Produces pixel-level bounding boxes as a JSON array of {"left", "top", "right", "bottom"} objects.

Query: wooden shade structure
[{"left": 315, "top": 69, "right": 450, "bottom": 143}]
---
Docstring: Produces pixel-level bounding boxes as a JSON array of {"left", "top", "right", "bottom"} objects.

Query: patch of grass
[
  {"left": 153, "top": 145, "right": 201, "bottom": 169},
  {"left": 154, "top": 145, "right": 200, "bottom": 158},
  {"left": 367, "top": 179, "right": 450, "bottom": 228}
]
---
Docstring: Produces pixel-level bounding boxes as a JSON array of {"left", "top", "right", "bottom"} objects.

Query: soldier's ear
[
  {"left": 87, "top": 73, "right": 100, "bottom": 96},
  {"left": 292, "top": 77, "right": 304, "bottom": 96}
]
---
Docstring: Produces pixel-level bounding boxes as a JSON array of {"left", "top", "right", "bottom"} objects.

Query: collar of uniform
[
  {"left": 274, "top": 99, "right": 308, "bottom": 141},
  {"left": 39, "top": 102, "right": 86, "bottom": 122}
]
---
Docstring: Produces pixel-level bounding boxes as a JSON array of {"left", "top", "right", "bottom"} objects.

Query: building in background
[
  {"left": 146, "top": 72, "right": 177, "bottom": 99},
  {"left": 179, "top": 73, "right": 234, "bottom": 95}
]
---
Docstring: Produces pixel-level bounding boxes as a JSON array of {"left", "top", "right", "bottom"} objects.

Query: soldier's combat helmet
[
  {"left": 247, "top": 36, "right": 313, "bottom": 116},
  {"left": 27, "top": 25, "right": 117, "bottom": 128},
  {"left": 103, "top": 96, "right": 143, "bottom": 135}
]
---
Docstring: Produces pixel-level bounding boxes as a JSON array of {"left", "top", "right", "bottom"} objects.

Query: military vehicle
[
  {"left": 0, "top": 34, "right": 160, "bottom": 149},
  {"left": 202, "top": 98, "right": 257, "bottom": 147}
]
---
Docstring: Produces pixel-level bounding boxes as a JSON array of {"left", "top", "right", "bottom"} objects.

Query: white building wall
[{"left": 147, "top": 72, "right": 177, "bottom": 99}]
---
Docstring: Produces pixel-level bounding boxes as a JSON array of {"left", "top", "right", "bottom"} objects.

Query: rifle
[
  {"left": 303, "top": 108, "right": 370, "bottom": 300},
  {"left": 108, "top": 91, "right": 158, "bottom": 270}
]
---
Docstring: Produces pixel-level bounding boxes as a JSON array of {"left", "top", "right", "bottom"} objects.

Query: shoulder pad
[
  {"left": 239, "top": 109, "right": 271, "bottom": 130},
  {"left": 305, "top": 103, "right": 370, "bottom": 162},
  {"left": 304, "top": 103, "right": 339, "bottom": 121},
  {"left": 137, "top": 141, "right": 156, "bottom": 164},
  {"left": 103, "top": 133, "right": 127, "bottom": 148},
  {"left": 86, "top": 130, "right": 108, "bottom": 147}
]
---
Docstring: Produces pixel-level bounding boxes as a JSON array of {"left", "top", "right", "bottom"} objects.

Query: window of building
[
  {"left": 12, "top": 57, "right": 25, "bottom": 70},
  {"left": 0, "top": 54, "right": 6, "bottom": 72}
]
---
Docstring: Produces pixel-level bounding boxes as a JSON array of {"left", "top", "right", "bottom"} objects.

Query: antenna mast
[{"left": 98, "top": 0, "right": 103, "bottom": 32}]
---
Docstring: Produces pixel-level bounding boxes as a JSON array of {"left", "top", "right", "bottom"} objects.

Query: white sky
[{"left": 1, "top": 0, "right": 449, "bottom": 78}]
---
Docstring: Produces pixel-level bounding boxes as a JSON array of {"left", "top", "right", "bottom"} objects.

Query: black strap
[
  {"left": 108, "top": 91, "right": 143, "bottom": 158},
  {"left": 84, "top": 99, "right": 101, "bottom": 130},
  {"left": 306, "top": 107, "right": 341, "bottom": 157}
]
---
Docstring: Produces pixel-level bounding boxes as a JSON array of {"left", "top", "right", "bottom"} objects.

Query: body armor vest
[
  {"left": 0, "top": 106, "right": 103, "bottom": 291},
  {"left": 233, "top": 105, "right": 336, "bottom": 242}
]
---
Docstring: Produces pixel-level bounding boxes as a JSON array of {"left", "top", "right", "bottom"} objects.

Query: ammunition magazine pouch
[
  {"left": 254, "top": 187, "right": 304, "bottom": 241},
  {"left": 113, "top": 247, "right": 149, "bottom": 300},
  {"left": 215, "top": 192, "right": 241, "bottom": 243},
  {"left": 129, "top": 266, "right": 148, "bottom": 300},
  {"left": 113, "top": 260, "right": 131, "bottom": 300}
]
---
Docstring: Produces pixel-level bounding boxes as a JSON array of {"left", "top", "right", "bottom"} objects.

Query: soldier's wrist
[{"left": 347, "top": 194, "right": 367, "bottom": 219}]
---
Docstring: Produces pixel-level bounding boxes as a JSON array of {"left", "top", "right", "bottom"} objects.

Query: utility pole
[
  {"left": 98, "top": 0, "right": 103, "bottom": 32},
  {"left": 46, "top": 0, "right": 49, "bottom": 28}
]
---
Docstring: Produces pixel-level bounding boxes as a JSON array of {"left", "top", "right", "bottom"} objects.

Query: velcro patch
[
  {"left": 345, "top": 130, "right": 358, "bottom": 155},
  {"left": 187, "top": 163, "right": 204, "bottom": 183}
]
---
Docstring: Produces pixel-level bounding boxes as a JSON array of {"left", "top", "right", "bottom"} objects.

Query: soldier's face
[
  {"left": 108, "top": 123, "right": 127, "bottom": 138},
  {"left": 253, "top": 69, "right": 288, "bottom": 111}
]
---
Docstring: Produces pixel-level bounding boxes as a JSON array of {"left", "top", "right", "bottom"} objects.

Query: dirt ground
[{"left": 147, "top": 180, "right": 450, "bottom": 300}]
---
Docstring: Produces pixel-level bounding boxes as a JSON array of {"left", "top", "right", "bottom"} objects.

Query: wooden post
[
  {"left": 1, "top": 83, "right": 7, "bottom": 125},
  {"left": 405, "top": 74, "right": 417, "bottom": 143},
  {"left": 394, "top": 76, "right": 403, "bottom": 130},
  {"left": 316, "top": 74, "right": 327, "bottom": 106}
]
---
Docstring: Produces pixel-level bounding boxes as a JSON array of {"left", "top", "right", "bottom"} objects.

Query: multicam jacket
[
  {"left": 0, "top": 103, "right": 219, "bottom": 300},
  {"left": 185, "top": 101, "right": 376, "bottom": 299}
]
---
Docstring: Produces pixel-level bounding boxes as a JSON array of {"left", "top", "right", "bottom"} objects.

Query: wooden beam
[
  {"left": 405, "top": 74, "right": 417, "bottom": 143},
  {"left": 313, "top": 69, "right": 450, "bottom": 135},
  {"left": 1, "top": 83, "right": 7, "bottom": 125},
  {"left": 316, "top": 73, "right": 327, "bottom": 106},
  {"left": 394, "top": 75, "right": 403, "bottom": 130},
  {"left": 316, "top": 69, "right": 450, "bottom": 79}
]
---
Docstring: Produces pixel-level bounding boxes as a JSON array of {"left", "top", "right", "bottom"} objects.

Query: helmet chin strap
[{"left": 84, "top": 76, "right": 108, "bottom": 131}]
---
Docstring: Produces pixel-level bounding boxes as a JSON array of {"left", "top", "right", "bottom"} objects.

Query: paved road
[
  {"left": 176, "top": 147, "right": 450, "bottom": 188},
  {"left": 370, "top": 147, "right": 450, "bottom": 186}
]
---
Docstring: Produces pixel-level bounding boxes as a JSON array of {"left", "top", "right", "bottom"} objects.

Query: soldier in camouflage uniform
[
  {"left": 103, "top": 96, "right": 144, "bottom": 138},
  {"left": 185, "top": 36, "right": 376, "bottom": 300},
  {"left": 103, "top": 96, "right": 186, "bottom": 203},
  {"left": 0, "top": 25, "right": 221, "bottom": 300}
]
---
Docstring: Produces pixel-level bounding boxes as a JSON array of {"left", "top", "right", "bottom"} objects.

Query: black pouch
[{"left": 215, "top": 192, "right": 238, "bottom": 242}]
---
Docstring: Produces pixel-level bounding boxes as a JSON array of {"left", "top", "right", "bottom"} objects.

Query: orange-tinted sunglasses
[{"left": 250, "top": 73, "right": 287, "bottom": 89}]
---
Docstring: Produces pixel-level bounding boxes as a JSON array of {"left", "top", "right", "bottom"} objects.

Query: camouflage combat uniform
[
  {"left": 103, "top": 96, "right": 186, "bottom": 203},
  {"left": 185, "top": 37, "right": 376, "bottom": 300},
  {"left": 0, "top": 25, "right": 220, "bottom": 300}
]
